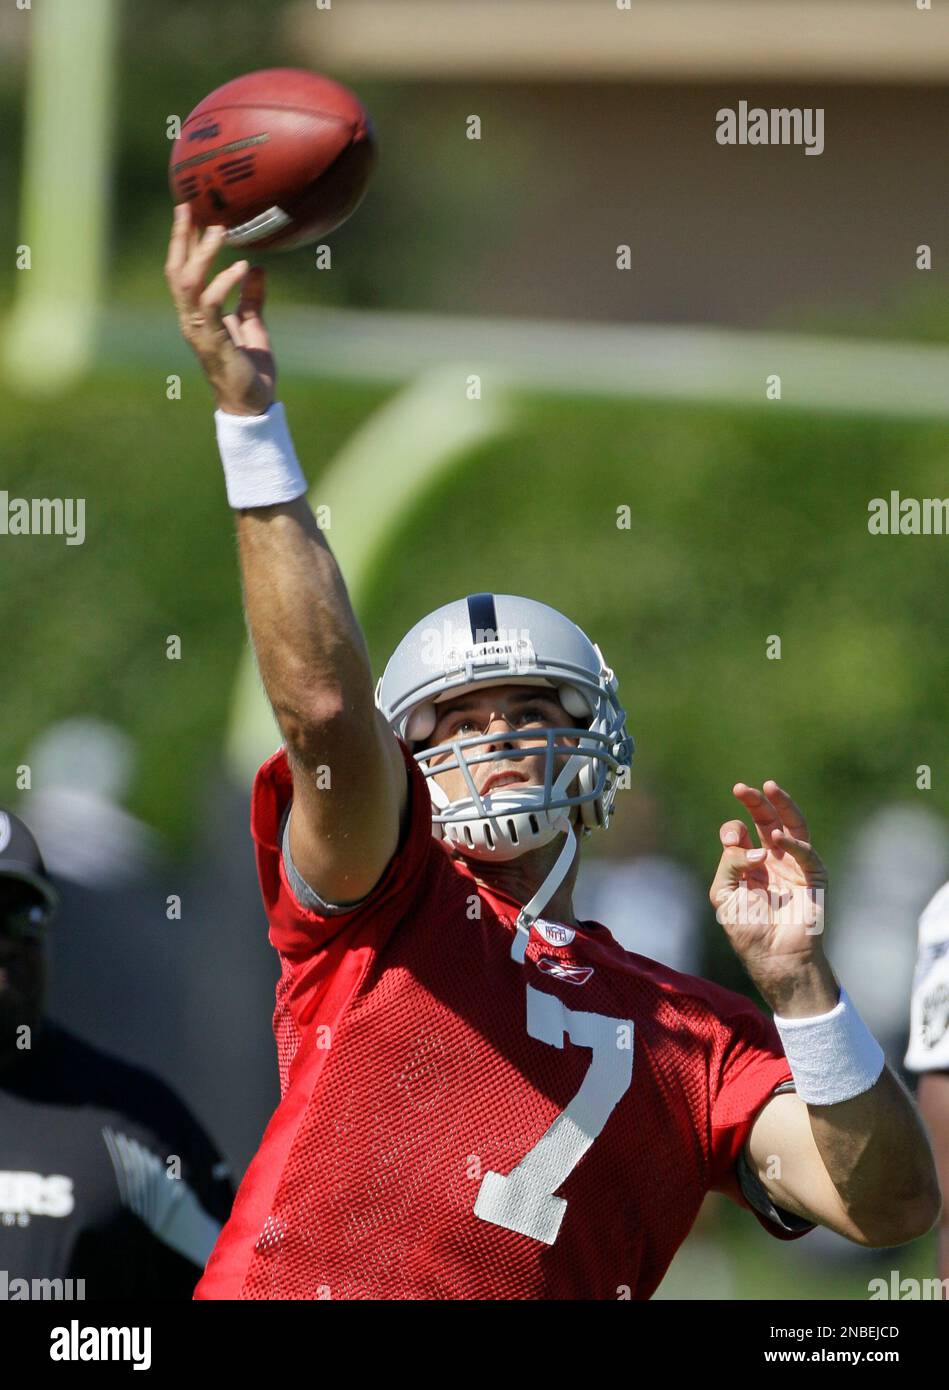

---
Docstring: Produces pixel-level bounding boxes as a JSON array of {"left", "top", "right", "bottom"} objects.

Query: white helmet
[{"left": 375, "top": 593, "right": 634, "bottom": 866}]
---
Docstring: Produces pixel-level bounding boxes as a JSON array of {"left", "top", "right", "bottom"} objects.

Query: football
[{"left": 168, "top": 68, "right": 376, "bottom": 252}]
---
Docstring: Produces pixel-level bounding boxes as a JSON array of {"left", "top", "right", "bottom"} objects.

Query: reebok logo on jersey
[
  {"left": 533, "top": 920, "right": 576, "bottom": 948},
  {"left": 536, "top": 957, "right": 594, "bottom": 986},
  {"left": 0, "top": 1172, "right": 74, "bottom": 1219}
]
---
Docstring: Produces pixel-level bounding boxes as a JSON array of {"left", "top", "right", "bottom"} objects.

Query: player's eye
[
  {"left": 516, "top": 706, "right": 549, "bottom": 725},
  {"left": 444, "top": 713, "right": 480, "bottom": 737},
  {"left": 443, "top": 705, "right": 552, "bottom": 739}
]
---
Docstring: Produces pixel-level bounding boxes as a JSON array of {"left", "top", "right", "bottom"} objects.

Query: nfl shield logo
[{"left": 534, "top": 919, "right": 576, "bottom": 948}]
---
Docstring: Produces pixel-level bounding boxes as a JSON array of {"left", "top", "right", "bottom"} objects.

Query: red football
[{"left": 168, "top": 68, "right": 376, "bottom": 252}]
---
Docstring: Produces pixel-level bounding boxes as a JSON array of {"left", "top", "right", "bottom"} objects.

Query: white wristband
[
  {"left": 214, "top": 401, "right": 308, "bottom": 510},
  {"left": 773, "top": 986, "right": 885, "bottom": 1106}
]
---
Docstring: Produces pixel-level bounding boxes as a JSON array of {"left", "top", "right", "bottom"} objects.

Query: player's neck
[{"left": 454, "top": 833, "right": 582, "bottom": 929}]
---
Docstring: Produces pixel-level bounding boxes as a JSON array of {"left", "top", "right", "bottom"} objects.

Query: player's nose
[{"left": 482, "top": 713, "right": 516, "bottom": 745}]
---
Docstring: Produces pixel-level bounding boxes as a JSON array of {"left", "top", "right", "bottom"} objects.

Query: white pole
[{"left": 3, "top": 0, "right": 119, "bottom": 394}]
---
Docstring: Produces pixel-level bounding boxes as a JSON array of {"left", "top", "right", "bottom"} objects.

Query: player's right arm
[{"left": 164, "top": 204, "right": 408, "bottom": 907}]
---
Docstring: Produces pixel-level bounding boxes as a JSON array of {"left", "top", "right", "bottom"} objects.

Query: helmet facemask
[{"left": 414, "top": 694, "right": 622, "bottom": 862}]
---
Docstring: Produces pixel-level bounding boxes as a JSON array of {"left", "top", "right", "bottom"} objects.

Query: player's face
[{"left": 424, "top": 684, "right": 581, "bottom": 804}]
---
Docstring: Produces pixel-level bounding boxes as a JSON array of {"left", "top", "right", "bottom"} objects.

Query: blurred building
[{"left": 281, "top": 0, "right": 949, "bottom": 330}]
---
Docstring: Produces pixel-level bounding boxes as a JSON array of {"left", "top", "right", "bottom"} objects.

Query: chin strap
[{"left": 509, "top": 815, "right": 578, "bottom": 964}]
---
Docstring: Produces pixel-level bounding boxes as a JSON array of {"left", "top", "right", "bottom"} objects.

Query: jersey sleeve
[
  {"left": 250, "top": 735, "right": 435, "bottom": 963},
  {"left": 905, "top": 881, "right": 949, "bottom": 1074},
  {"left": 93, "top": 1074, "right": 235, "bottom": 1291},
  {"left": 707, "top": 993, "right": 816, "bottom": 1242}
]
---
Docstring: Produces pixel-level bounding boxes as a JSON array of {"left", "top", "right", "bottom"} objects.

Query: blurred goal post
[{"left": 3, "top": 0, "right": 119, "bottom": 393}]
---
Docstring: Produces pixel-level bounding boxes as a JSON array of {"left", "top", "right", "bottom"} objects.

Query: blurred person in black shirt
[{"left": 0, "top": 809, "right": 233, "bottom": 1299}]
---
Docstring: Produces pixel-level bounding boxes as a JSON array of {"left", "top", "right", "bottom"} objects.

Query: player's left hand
[{"left": 710, "top": 781, "right": 828, "bottom": 977}]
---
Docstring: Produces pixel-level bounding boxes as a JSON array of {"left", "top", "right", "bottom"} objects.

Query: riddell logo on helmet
[{"left": 419, "top": 622, "right": 536, "bottom": 673}]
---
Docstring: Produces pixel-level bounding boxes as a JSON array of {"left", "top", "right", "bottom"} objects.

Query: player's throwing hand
[{"left": 164, "top": 202, "right": 275, "bottom": 417}]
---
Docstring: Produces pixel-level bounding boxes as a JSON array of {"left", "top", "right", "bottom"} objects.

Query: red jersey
[{"left": 196, "top": 739, "right": 808, "bottom": 1300}]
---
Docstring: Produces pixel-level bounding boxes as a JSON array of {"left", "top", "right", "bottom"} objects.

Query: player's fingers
[
  {"left": 186, "top": 214, "right": 201, "bottom": 264},
  {"left": 164, "top": 204, "right": 191, "bottom": 278},
  {"left": 221, "top": 313, "right": 244, "bottom": 348},
  {"left": 719, "top": 818, "right": 754, "bottom": 850},
  {"left": 770, "top": 829, "right": 828, "bottom": 884},
  {"left": 762, "top": 781, "right": 810, "bottom": 841},
  {"left": 198, "top": 259, "right": 251, "bottom": 317},
  {"left": 733, "top": 783, "right": 783, "bottom": 853},
  {"left": 709, "top": 846, "right": 767, "bottom": 912},
  {"left": 181, "top": 224, "right": 229, "bottom": 301},
  {"left": 235, "top": 267, "right": 271, "bottom": 350},
  {"left": 237, "top": 265, "right": 267, "bottom": 315},
  {"left": 170, "top": 228, "right": 226, "bottom": 314}
]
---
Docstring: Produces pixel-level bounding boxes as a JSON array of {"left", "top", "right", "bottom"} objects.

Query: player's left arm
[
  {"left": 711, "top": 780, "right": 941, "bottom": 1248},
  {"left": 744, "top": 1069, "right": 939, "bottom": 1246}
]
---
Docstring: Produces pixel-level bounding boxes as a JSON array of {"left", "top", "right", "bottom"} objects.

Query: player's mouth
[{"left": 480, "top": 770, "right": 530, "bottom": 796}]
